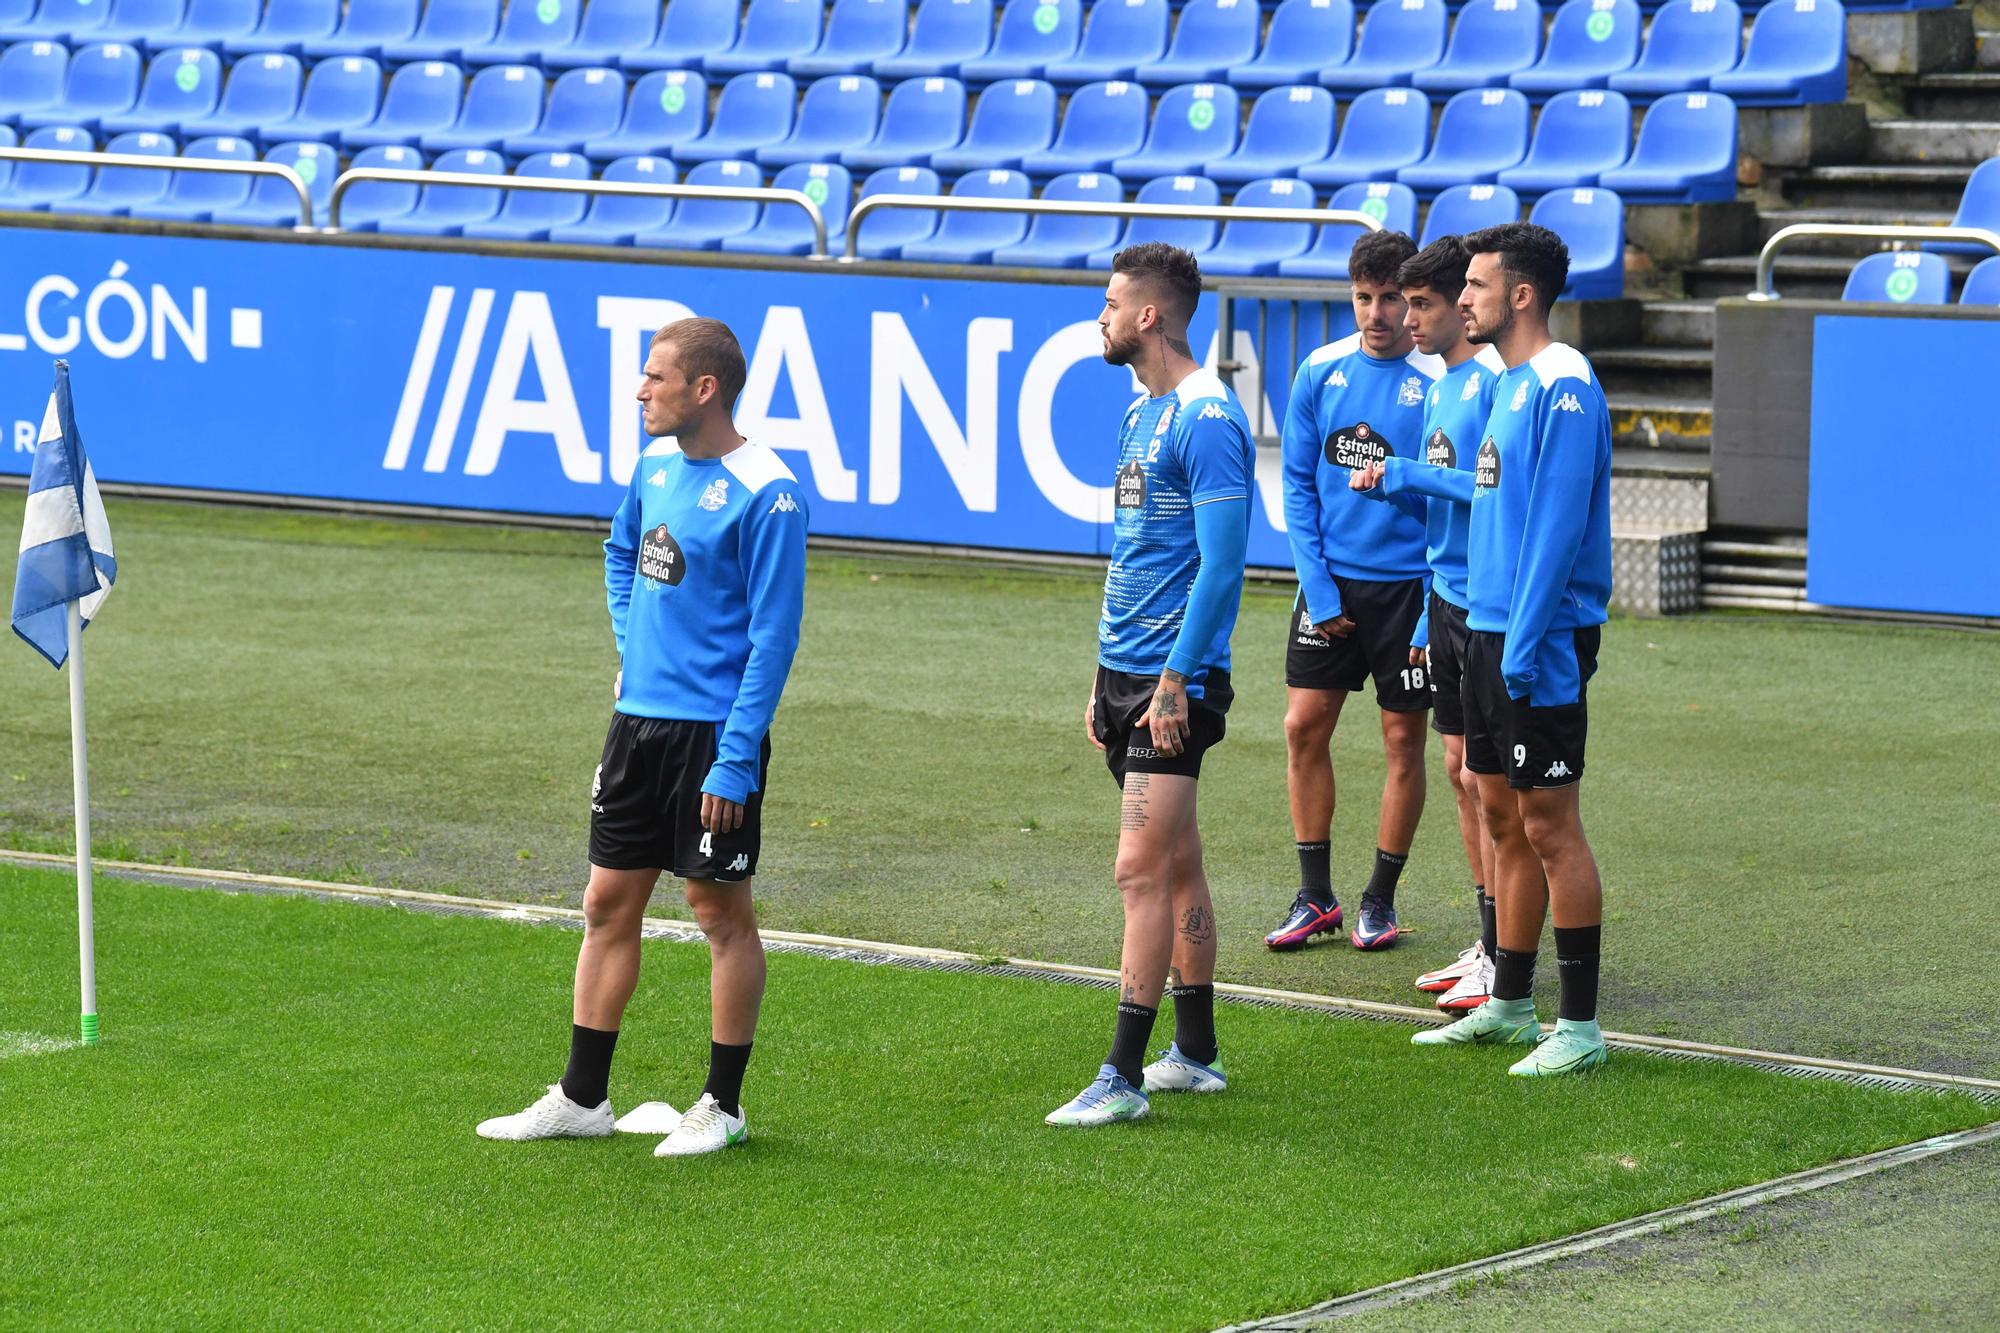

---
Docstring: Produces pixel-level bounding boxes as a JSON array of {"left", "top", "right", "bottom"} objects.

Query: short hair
[
  {"left": 652, "top": 316, "right": 747, "bottom": 408},
  {"left": 1461, "top": 222, "right": 1571, "bottom": 315},
  {"left": 1348, "top": 230, "right": 1419, "bottom": 287},
  {"left": 1111, "top": 242, "right": 1203, "bottom": 325},
  {"left": 1396, "top": 234, "right": 1471, "bottom": 300}
]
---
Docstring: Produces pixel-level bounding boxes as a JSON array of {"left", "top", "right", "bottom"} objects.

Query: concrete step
[
  {"left": 1866, "top": 119, "right": 2000, "bottom": 164},
  {"left": 1771, "top": 163, "right": 1975, "bottom": 213},
  {"left": 1639, "top": 298, "right": 1716, "bottom": 348},
  {"left": 1755, "top": 205, "right": 1958, "bottom": 253},
  {"left": 1905, "top": 71, "right": 2000, "bottom": 119},
  {"left": 1607, "top": 394, "right": 1712, "bottom": 452},
  {"left": 1590, "top": 345, "right": 1714, "bottom": 401}
]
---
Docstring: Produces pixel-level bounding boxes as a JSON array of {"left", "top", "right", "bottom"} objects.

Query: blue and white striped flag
[{"left": 12, "top": 361, "right": 116, "bottom": 669}]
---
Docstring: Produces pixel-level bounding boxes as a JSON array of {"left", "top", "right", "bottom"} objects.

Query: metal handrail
[
  {"left": 0, "top": 146, "right": 315, "bottom": 229},
  {"left": 841, "top": 195, "right": 1385, "bottom": 262},
  {"left": 326, "top": 167, "right": 830, "bottom": 254},
  {"left": 1747, "top": 223, "right": 2000, "bottom": 299}
]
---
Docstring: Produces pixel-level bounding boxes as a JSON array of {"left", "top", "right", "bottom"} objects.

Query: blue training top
[{"left": 605, "top": 439, "right": 810, "bottom": 804}]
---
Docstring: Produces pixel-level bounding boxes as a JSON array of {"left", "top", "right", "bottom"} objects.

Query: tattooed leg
[
  {"left": 1169, "top": 816, "right": 1217, "bottom": 987},
  {"left": 1113, "top": 770, "right": 1199, "bottom": 1009}
]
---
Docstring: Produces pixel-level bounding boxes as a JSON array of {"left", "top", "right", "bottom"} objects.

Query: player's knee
[
  {"left": 1114, "top": 849, "right": 1168, "bottom": 900},
  {"left": 1520, "top": 804, "right": 1583, "bottom": 860},
  {"left": 1480, "top": 801, "right": 1526, "bottom": 848},
  {"left": 687, "top": 885, "right": 755, "bottom": 947},
  {"left": 1283, "top": 707, "right": 1333, "bottom": 753},
  {"left": 582, "top": 878, "right": 643, "bottom": 934},
  {"left": 1383, "top": 727, "right": 1426, "bottom": 776}
]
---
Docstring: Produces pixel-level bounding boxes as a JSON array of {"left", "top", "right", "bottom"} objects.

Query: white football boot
[
  {"left": 476, "top": 1084, "right": 616, "bottom": 1141},
  {"left": 654, "top": 1093, "right": 748, "bottom": 1157}
]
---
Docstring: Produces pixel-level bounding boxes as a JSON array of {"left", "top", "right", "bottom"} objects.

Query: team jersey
[
  {"left": 1379, "top": 345, "right": 1509, "bottom": 618},
  {"left": 605, "top": 439, "right": 809, "bottom": 804},
  {"left": 1098, "top": 367, "right": 1255, "bottom": 697},
  {"left": 1281, "top": 333, "right": 1445, "bottom": 623},
  {"left": 1466, "top": 342, "right": 1613, "bottom": 703}
]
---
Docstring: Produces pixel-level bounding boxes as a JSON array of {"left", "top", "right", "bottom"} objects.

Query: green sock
[{"left": 1487, "top": 996, "right": 1537, "bottom": 1023}]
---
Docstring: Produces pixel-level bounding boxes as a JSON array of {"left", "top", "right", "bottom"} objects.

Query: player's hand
[
  {"left": 1348, "top": 462, "right": 1386, "bottom": 491},
  {"left": 700, "top": 792, "right": 745, "bottom": 834},
  {"left": 1085, "top": 692, "right": 1106, "bottom": 752},
  {"left": 1314, "top": 615, "right": 1357, "bottom": 640},
  {"left": 1409, "top": 646, "right": 1426, "bottom": 667},
  {"left": 613, "top": 669, "right": 622, "bottom": 700},
  {"left": 1144, "top": 674, "right": 1191, "bottom": 758}
]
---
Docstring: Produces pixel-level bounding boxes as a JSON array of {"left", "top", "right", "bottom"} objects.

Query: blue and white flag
[{"left": 12, "top": 361, "right": 116, "bottom": 669}]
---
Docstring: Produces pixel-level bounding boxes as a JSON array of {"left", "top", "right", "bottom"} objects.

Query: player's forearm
[
  {"left": 1167, "top": 500, "right": 1249, "bottom": 679},
  {"left": 703, "top": 639, "right": 798, "bottom": 803},
  {"left": 1383, "top": 456, "right": 1475, "bottom": 506},
  {"left": 1502, "top": 472, "right": 1593, "bottom": 691}
]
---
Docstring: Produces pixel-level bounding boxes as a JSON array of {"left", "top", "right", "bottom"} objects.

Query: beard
[
  {"left": 1464, "top": 303, "right": 1513, "bottom": 346},
  {"left": 1101, "top": 331, "right": 1141, "bottom": 366}
]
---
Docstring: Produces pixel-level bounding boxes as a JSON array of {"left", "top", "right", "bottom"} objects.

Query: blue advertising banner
[{"left": 0, "top": 227, "right": 1354, "bottom": 569}]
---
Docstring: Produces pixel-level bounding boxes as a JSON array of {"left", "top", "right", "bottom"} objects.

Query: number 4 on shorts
[{"left": 699, "top": 830, "right": 714, "bottom": 856}]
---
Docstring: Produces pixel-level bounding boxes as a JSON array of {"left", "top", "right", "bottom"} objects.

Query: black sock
[
  {"left": 1296, "top": 840, "right": 1333, "bottom": 905},
  {"left": 1106, "top": 1002, "right": 1158, "bottom": 1087},
  {"left": 1364, "top": 848, "right": 1408, "bottom": 908},
  {"left": 1554, "top": 925, "right": 1602, "bottom": 1022},
  {"left": 559, "top": 1023, "right": 619, "bottom": 1109},
  {"left": 1492, "top": 947, "right": 1537, "bottom": 1002},
  {"left": 701, "top": 1040, "right": 754, "bottom": 1118},
  {"left": 1170, "top": 983, "right": 1218, "bottom": 1066},
  {"left": 1477, "top": 887, "right": 1497, "bottom": 959}
]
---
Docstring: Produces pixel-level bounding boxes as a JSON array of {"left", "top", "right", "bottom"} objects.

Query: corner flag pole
[{"left": 67, "top": 600, "right": 98, "bottom": 1045}]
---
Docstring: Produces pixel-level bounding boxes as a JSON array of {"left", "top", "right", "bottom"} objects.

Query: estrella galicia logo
[
  {"left": 1327, "top": 421, "right": 1391, "bottom": 469},
  {"left": 1475, "top": 437, "right": 1501, "bottom": 489},
  {"left": 1427, "top": 428, "right": 1456, "bottom": 469},
  {"left": 1115, "top": 459, "right": 1146, "bottom": 509},
  {"left": 640, "top": 523, "right": 685, "bottom": 585}
]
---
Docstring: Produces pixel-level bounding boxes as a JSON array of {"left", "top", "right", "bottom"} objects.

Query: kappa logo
[
  {"left": 1544, "top": 760, "right": 1573, "bottom": 779},
  {"left": 1124, "top": 406, "right": 1143, "bottom": 433},
  {"left": 769, "top": 491, "right": 800, "bottom": 514},
  {"left": 1429, "top": 388, "right": 1439, "bottom": 408},
  {"left": 698, "top": 477, "right": 730, "bottom": 511},
  {"left": 1397, "top": 375, "right": 1424, "bottom": 407},
  {"left": 646, "top": 468, "right": 666, "bottom": 487},
  {"left": 1198, "top": 402, "right": 1227, "bottom": 420},
  {"left": 1461, "top": 371, "right": 1482, "bottom": 401},
  {"left": 1330, "top": 370, "right": 1349, "bottom": 389},
  {"left": 726, "top": 853, "right": 750, "bottom": 872},
  {"left": 590, "top": 763, "right": 604, "bottom": 813},
  {"left": 1554, "top": 392, "right": 1584, "bottom": 414},
  {"left": 1510, "top": 382, "right": 1529, "bottom": 412}
]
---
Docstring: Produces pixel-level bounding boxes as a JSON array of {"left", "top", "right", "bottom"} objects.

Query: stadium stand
[
  {"left": 1608, "top": 0, "right": 1741, "bottom": 98},
  {"left": 173, "top": 0, "right": 262, "bottom": 49},
  {"left": 1961, "top": 256, "right": 2000, "bottom": 306},
  {"left": 1298, "top": 86, "right": 1430, "bottom": 185},
  {"left": 335, "top": 140, "right": 423, "bottom": 226},
  {"left": 1277, "top": 179, "right": 1417, "bottom": 278},
  {"left": 378, "top": 0, "right": 497, "bottom": 63},
  {"left": 1529, "top": 184, "right": 1623, "bottom": 297},
  {"left": 849, "top": 160, "right": 941, "bottom": 255},
  {"left": 1708, "top": 0, "right": 1845, "bottom": 106},
  {"left": 1413, "top": 0, "right": 1543, "bottom": 94},
  {"left": 67, "top": 127, "right": 175, "bottom": 212},
  {"left": 1206, "top": 84, "right": 1335, "bottom": 186},
  {"left": 1840, "top": 250, "right": 1952, "bottom": 302},
  {"left": 209, "top": 136, "right": 331, "bottom": 222},
  {"left": 1087, "top": 170, "right": 1218, "bottom": 264},
  {"left": 1496, "top": 87, "right": 1631, "bottom": 191},
  {"left": 900, "top": 165, "right": 1032, "bottom": 261},
  {"left": 1018, "top": 77, "right": 1146, "bottom": 178},
  {"left": 928, "top": 76, "right": 1051, "bottom": 171},
  {"left": 756, "top": 71, "right": 877, "bottom": 164},
  {"left": 1419, "top": 181, "right": 1521, "bottom": 243},
  {"left": 339, "top": 59, "right": 462, "bottom": 149},
  {"left": 4, "top": 0, "right": 111, "bottom": 44},
  {"left": 1044, "top": 0, "right": 1167, "bottom": 88},
  {"left": 19, "top": 41, "right": 142, "bottom": 131},
  {"left": 375, "top": 142, "right": 505, "bottom": 231},
  {"left": 841, "top": 73, "right": 966, "bottom": 170},
  {"left": 1198, "top": 173, "right": 1314, "bottom": 273},
  {"left": 1596, "top": 89, "right": 1736, "bottom": 202},
  {"left": 177, "top": 51, "right": 300, "bottom": 137},
  {"left": 99, "top": 45, "right": 221, "bottom": 134},
  {"left": 874, "top": 0, "right": 992, "bottom": 79},
  {"left": 0, "top": 122, "right": 92, "bottom": 205},
  {"left": 1927, "top": 158, "right": 2000, "bottom": 255},
  {"left": 958, "top": 0, "right": 1079, "bottom": 84},
  {"left": 671, "top": 69, "right": 794, "bottom": 162},
  {"left": 468, "top": 0, "right": 582, "bottom": 67},
  {"left": 100, "top": 0, "right": 196, "bottom": 50},
  {"left": 989, "top": 167, "right": 1125, "bottom": 266},
  {"left": 418, "top": 61, "right": 541, "bottom": 150},
  {"left": 501, "top": 64, "right": 626, "bottom": 153},
  {"left": 1510, "top": 0, "right": 1640, "bottom": 96},
  {"left": 543, "top": 0, "right": 655, "bottom": 68},
  {"left": 1396, "top": 87, "right": 1530, "bottom": 193},
  {"left": 546, "top": 150, "right": 673, "bottom": 242},
  {"left": 301, "top": 0, "right": 420, "bottom": 59},
  {"left": 1109, "top": 80, "right": 1237, "bottom": 179},
  {"left": 1143, "top": 0, "right": 1256, "bottom": 84},
  {"left": 1319, "top": 0, "right": 1446, "bottom": 91},
  {"left": 704, "top": 0, "right": 822, "bottom": 75},
  {"left": 721, "top": 157, "right": 850, "bottom": 250},
  {"left": 582, "top": 69, "right": 706, "bottom": 160},
  {"left": 0, "top": 40, "right": 68, "bottom": 120},
  {"left": 459, "top": 144, "right": 589, "bottom": 235},
  {"left": 1225, "top": 0, "right": 1353, "bottom": 89},
  {"left": 261, "top": 51, "right": 382, "bottom": 142},
  {"left": 788, "top": 0, "right": 906, "bottom": 77},
  {"left": 617, "top": 0, "right": 735, "bottom": 71},
  {"left": 222, "top": 0, "right": 338, "bottom": 56},
  {"left": 128, "top": 129, "right": 254, "bottom": 216}
]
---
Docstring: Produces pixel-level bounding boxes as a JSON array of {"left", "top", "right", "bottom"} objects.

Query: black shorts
[
  {"left": 588, "top": 711, "right": 770, "bottom": 881},
  {"left": 1091, "top": 666, "right": 1230, "bottom": 788},
  {"left": 1425, "top": 591, "right": 1473, "bottom": 737},
  {"left": 1461, "top": 628, "right": 1600, "bottom": 789},
  {"left": 1284, "top": 576, "right": 1431, "bottom": 711}
]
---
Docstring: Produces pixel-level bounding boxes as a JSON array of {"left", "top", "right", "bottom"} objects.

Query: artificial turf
[{"left": 0, "top": 865, "right": 1988, "bottom": 1330}]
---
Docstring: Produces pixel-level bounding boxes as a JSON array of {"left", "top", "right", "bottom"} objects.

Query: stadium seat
[
  {"left": 503, "top": 66, "right": 626, "bottom": 155},
  {"left": 0, "top": 122, "right": 19, "bottom": 194},
  {"left": 1609, "top": 0, "right": 1741, "bottom": 99},
  {"left": 1415, "top": 0, "right": 1541, "bottom": 93},
  {"left": 927, "top": 77, "right": 1050, "bottom": 172},
  {"left": 98, "top": 45, "right": 219, "bottom": 134},
  {"left": 1086, "top": 172, "right": 1219, "bottom": 266},
  {"left": 1397, "top": 88, "right": 1529, "bottom": 194},
  {"left": 1195, "top": 176, "right": 1315, "bottom": 275},
  {"left": 0, "top": 41, "right": 68, "bottom": 123},
  {"left": 842, "top": 74, "right": 966, "bottom": 171},
  {"left": 547, "top": 152, "right": 676, "bottom": 244},
  {"left": 1277, "top": 179, "right": 1416, "bottom": 278},
  {"left": 0, "top": 0, "right": 31, "bottom": 35},
  {"left": 127, "top": 130, "right": 254, "bottom": 217},
  {"left": 419, "top": 62, "right": 539, "bottom": 152},
  {"left": 19, "top": 41, "right": 141, "bottom": 132},
  {"left": 1299, "top": 86, "right": 1429, "bottom": 187},
  {"left": 1709, "top": 0, "right": 1846, "bottom": 107},
  {"left": 1419, "top": 181, "right": 1518, "bottom": 243},
  {"left": 177, "top": 50, "right": 299, "bottom": 139},
  {"left": 379, "top": 0, "right": 499, "bottom": 65},
  {"left": 340, "top": 59, "right": 462, "bottom": 150},
  {"left": 262, "top": 54, "right": 382, "bottom": 144},
  {"left": 989, "top": 168, "right": 1124, "bottom": 267},
  {"left": 208, "top": 136, "right": 332, "bottom": 224},
  {"left": 467, "top": 0, "right": 583, "bottom": 68},
  {"left": 98, "top": 0, "right": 194, "bottom": 49},
  {"left": 300, "top": 0, "right": 419, "bottom": 58},
  {"left": 583, "top": 70, "right": 706, "bottom": 161},
  {"left": 173, "top": 0, "right": 260, "bottom": 48},
  {"left": 1018, "top": 78, "right": 1146, "bottom": 179},
  {"left": 1226, "top": 0, "right": 1352, "bottom": 89},
  {"left": 635, "top": 156, "right": 766, "bottom": 249},
  {"left": 1143, "top": 0, "right": 1256, "bottom": 84},
  {"left": 705, "top": 0, "right": 821, "bottom": 75},
  {"left": 673, "top": 70, "right": 794, "bottom": 163},
  {"left": 1110, "top": 82, "right": 1238, "bottom": 179},
  {"left": 1597, "top": 90, "right": 1736, "bottom": 202},
  {"left": 850, "top": 162, "right": 941, "bottom": 257},
  {"left": 757, "top": 73, "right": 879, "bottom": 166},
  {"left": 1959, "top": 255, "right": 2000, "bottom": 305},
  {"left": 1840, "top": 250, "right": 1951, "bottom": 304},
  {"left": 1320, "top": 0, "right": 1446, "bottom": 92},
  {"left": 546, "top": 0, "right": 656, "bottom": 69},
  {"left": 375, "top": 144, "right": 505, "bottom": 234},
  {"left": 722, "top": 159, "right": 851, "bottom": 252},
  {"left": 1496, "top": 88, "right": 1630, "bottom": 192},
  {"left": 332, "top": 143, "right": 426, "bottom": 228},
  {"left": 1510, "top": 0, "right": 1640, "bottom": 96},
  {"left": 222, "top": 0, "right": 336, "bottom": 55},
  {"left": 790, "top": 0, "right": 906, "bottom": 77},
  {"left": 876, "top": 0, "right": 993, "bottom": 79},
  {"left": 620, "top": 0, "right": 736, "bottom": 71},
  {"left": 1044, "top": 0, "right": 1166, "bottom": 89},
  {"left": 1207, "top": 84, "right": 1334, "bottom": 186},
  {"left": 1529, "top": 184, "right": 1622, "bottom": 298},
  {"left": 0, "top": 123, "right": 93, "bottom": 207},
  {"left": 65, "top": 127, "right": 174, "bottom": 213},
  {"left": 1926, "top": 158, "right": 2000, "bottom": 256},
  {"left": 460, "top": 148, "right": 592, "bottom": 239},
  {"left": 959, "top": 0, "right": 1079, "bottom": 85},
  {"left": 900, "top": 166, "right": 1032, "bottom": 262},
  {"left": 5, "top": 0, "right": 109, "bottom": 44}
]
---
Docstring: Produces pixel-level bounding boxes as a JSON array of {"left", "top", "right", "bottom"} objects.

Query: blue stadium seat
[
  {"left": 99, "top": 0, "right": 193, "bottom": 49},
  {"left": 1, "top": 124, "right": 93, "bottom": 207},
  {"left": 1926, "top": 158, "right": 2000, "bottom": 256},
  {"left": 959, "top": 0, "right": 1079, "bottom": 85},
  {"left": 20, "top": 41, "right": 142, "bottom": 131},
  {"left": 1419, "top": 181, "right": 1518, "bottom": 243},
  {"left": 1959, "top": 255, "right": 2000, "bottom": 306},
  {"left": 1207, "top": 84, "right": 1334, "bottom": 185},
  {"left": 1841, "top": 250, "right": 1951, "bottom": 304},
  {"left": 461, "top": 148, "right": 592, "bottom": 238},
  {"left": 842, "top": 74, "right": 965, "bottom": 171},
  {"left": 901, "top": 166, "right": 1032, "bottom": 262},
  {"left": 1144, "top": 0, "right": 1257, "bottom": 84},
  {"left": 1087, "top": 172, "right": 1218, "bottom": 266},
  {"left": 419, "top": 62, "right": 539, "bottom": 151},
  {"left": 467, "top": 0, "right": 584, "bottom": 68},
  {"left": 222, "top": 0, "right": 337, "bottom": 55},
  {"left": 178, "top": 50, "right": 298, "bottom": 138},
  {"left": 1597, "top": 89, "right": 1736, "bottom": 202},
  {"left": 1397, "top": 88, "right": 1529, "bottom": 194},
  {"left": 1199, "top": 176, "right": 1315, "bottom": 274},
  {"left": 705, "top": 0, "right": 821, "bottom": 75},
  {"left": 619, "top": 0, "right": 736, "bottom": 71},
  {"left": 1226, "top": 0, "right": 1352, "bottom": 89},
  {"left": 584, "top": 70, "right": 706, "bottom": 161},
  {"left": 98, "top": 45, "right": 219, "bottom": 134},
  {"left": 673, "top": 70, "right": 794, "bottom": 163},
  {"left": 341, "top": 59, "right": 461, "bottom": 149},
  {"left": 379, "top": 0, "right": 499, "bottom": 64},
  {"left": 1416, "top": 0, "right": 1540, "bottom": 94},
  {"left": 504, "top": 66, "right": 626, "bottom": 155},
  {"left": 791, "top": 0, "right": 906, "bottom": 77},
  {"left": 0, "top": 0, "right": 31, "bottom": 35},
  {"left": 1044, "top": 0, "right": 1166, "bottom": 89},
  {"left": 1511, "top": 0, "right": 1640, "bottom": 96},
  {"left": 0, "top": 41, "right": 69, "bottom": 123},
  {"left": 722, "top": 159, "right": 851, "bottom": 252},
  {"left": 928, "top": 77, "right": 1050, "bottom": 172},
  {"left": 1018, "top": 78, "right": 1146, "bottom": 179},
  {"left": 301, "top": 0, "right": 418, "bottom": 58},
  {"left": 208, "top": 135, "right": 332, "bottom": 224},
  {"left": 1710, "top": 0, "right": 1845, "bottom": 107},
  {"left": 757, "top": 73, "right": 879, "bottom": 166},
  {"left": 375, "top": 143, "right": 505, "bottom": 233},
  {"left": 989, "top": 168, "right": 1124, "bottom": 267},
  {"left": 66, "top": 127, "right": 173, "bottom": 213},
  {"left": 0, "top": 122, "right": 20, "bottom": 194},
  {"left": 547, "top": 152, "right": 675, "bottom": 244},
  {"left": 547, "top": 0, "right": 656, "bottom": 69},
  {"left": 850, "top": 162, "right": 941, "bottom": 257},
  {"left": 328, "top": 141, "right": 423, "bottom": 226},
  {"left": 877, "top": 0, "right": 990, "bottom": 78},
  {"left": 128, "top": 130, "right": 253, "bottom": 217},
  {"left": 173, "top": 0, "right": 259, "bottom": 48},
  {"left": 1497, "top": 88, "right": 1630, "bottom": 191},
  {"left": 264, "top": 54, "right": 383, "bottom": 144},
  {"left": 1609, "top": 0, "right": 1740, "bottom": 99},
  {"left": 6, "top": 0, "right": 109, "bottom": 44},
  {"left": 1277, "top": 179, "right": 1416, "bottom": 278},
  {"left": 1320, "top": 0, "right": 1446, "bottom": 91},
  {"left": 1111, "top": 82, "right": 1237, "bottom": 179},
  {"left": 635, "top": 156, "right": 766, "bottom": 249},
  {"left": 1529, "top": 184, "right": 1622, "bottom": 298},
  {"left": 1299, "top": 86, "right": 1428, "bottom": 187}
]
